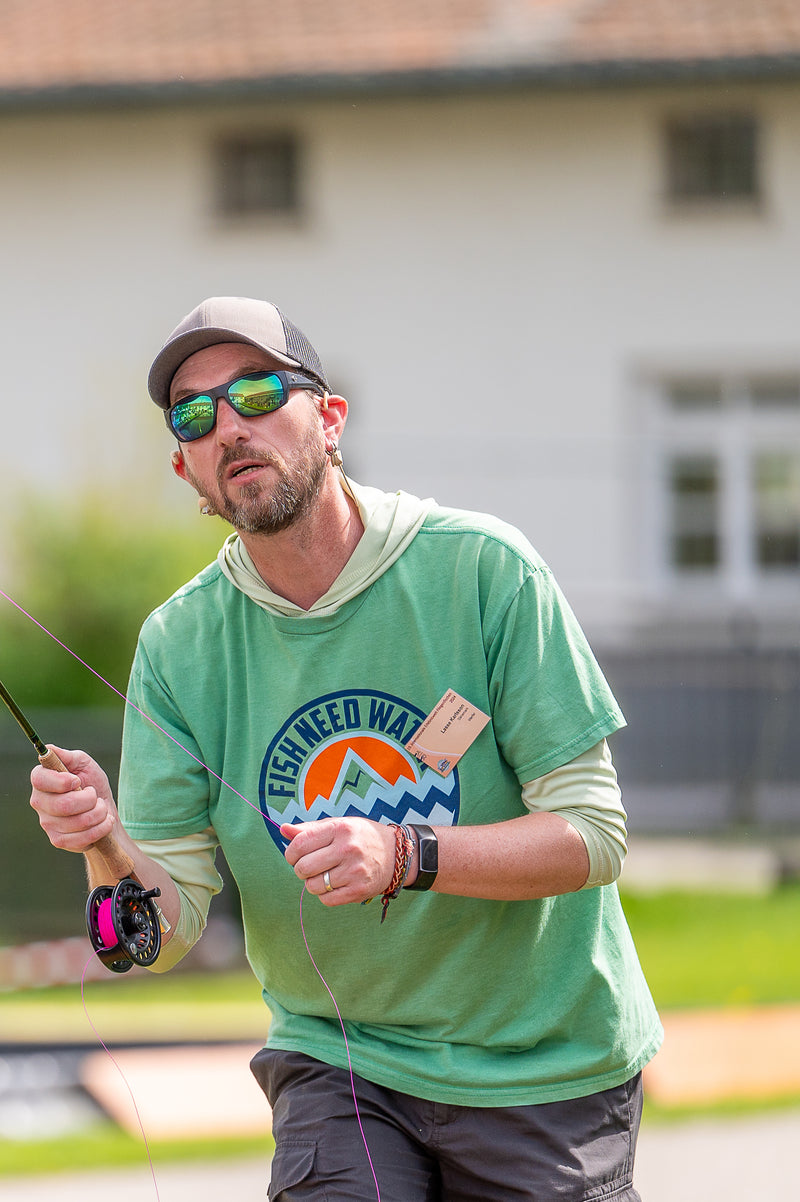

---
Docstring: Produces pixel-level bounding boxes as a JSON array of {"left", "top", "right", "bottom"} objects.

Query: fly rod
[{"left": 0, "top": 677, "right": 162, "bottom": 972}]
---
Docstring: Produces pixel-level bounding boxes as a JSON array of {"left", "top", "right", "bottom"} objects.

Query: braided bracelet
[{"left": 380, "top": 823, "right": 415, "bottom": 924}]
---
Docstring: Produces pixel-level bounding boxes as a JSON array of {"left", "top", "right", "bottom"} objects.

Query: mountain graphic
[
  {"left": 302, "top": 751, "right": 456, "bottom": 822},
  {"left": 331, "top": 749, "right": 398, "bottom": 807},
  {"left": 264, "top": 770, "right": 459, "bottom": 848}
]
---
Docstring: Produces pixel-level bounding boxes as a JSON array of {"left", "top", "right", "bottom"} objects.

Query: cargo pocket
[{"left": 268, "top": 1140, "right": 317, "bottom": 1201}]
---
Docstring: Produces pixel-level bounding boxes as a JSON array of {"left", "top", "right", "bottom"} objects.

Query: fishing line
[
  {"left": 299, "top": 885, "right": 382, "bottom": 1199},
  {"left": 1, "top": 584, "right": 382, "bottom": 1200},
  {"left": 0, "top": 586, "right": 276, "bottom": 829},
  {"left": 80, "top": 953, "right": 161, "bottom": 1202}
]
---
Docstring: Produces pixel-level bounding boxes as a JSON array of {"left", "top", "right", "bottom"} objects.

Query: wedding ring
[{"left": 323, "top": 870, "right": 333, "bottom": 893}]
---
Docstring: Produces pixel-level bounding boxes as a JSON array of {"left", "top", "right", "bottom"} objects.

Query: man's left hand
[{"left": 281, "top": 817, "right": 397, "bottom": 906}]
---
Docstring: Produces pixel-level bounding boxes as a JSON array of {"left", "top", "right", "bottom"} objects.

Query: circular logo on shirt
[{"left": 259, "top": 689, "right": 460, "bottom": 851}]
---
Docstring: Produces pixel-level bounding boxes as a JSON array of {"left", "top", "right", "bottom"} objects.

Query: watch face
[
  {"left": 419, "top": 840, "right": 438, "bottom": 873},
  {"left": 410, "top": 826, "right": 437, "bottom": 884},
  {"left": 407, "top": 825, "right": 437, "bottom": 890}
]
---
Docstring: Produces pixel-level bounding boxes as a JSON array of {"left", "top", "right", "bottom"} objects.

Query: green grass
[
  {"left": 0, "top": 1125, "right": 273, "bottom": 1177},
  {"left": 0, "top": 968, "right": 268, "bottom": 1043},
  {"left": 619, "top": 882, "right": 800, "bottom": 1010},
  {"left": 642, "top": 1090, "right": 800, "bottom": 1125}
]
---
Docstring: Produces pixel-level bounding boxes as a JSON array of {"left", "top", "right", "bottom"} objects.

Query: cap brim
[{"left": 148, "top": 328, "right": 301, "bottom": 409}]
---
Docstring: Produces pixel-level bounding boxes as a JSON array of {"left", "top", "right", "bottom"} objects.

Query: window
[
  {"left": 647, "top": 374, "right": 800, "bottom": 598},
  {"left": 215, "top": 135, "right": 300, "bottom": 218},
  {"left": 664, "top": 112, "right": 759, "bottom": 203},
  {"left": 670, "top": 455, "right": 720, "bottom": 569},
  {"left": 753, "top": 452, "right": 800, "bottom": 567}
]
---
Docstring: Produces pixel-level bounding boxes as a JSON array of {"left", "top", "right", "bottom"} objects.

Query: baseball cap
[{"left": 147, "top": 296, "right": 330, "bottom": 409}]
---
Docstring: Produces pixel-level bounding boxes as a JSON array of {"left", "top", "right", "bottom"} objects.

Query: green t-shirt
[{"left": 119, "top": 503, "right": 662, "bottom": 1105}]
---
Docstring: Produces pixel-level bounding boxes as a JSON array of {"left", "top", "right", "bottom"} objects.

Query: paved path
[
  {"left": 4, "top": 1109, "right": 800, "bottom": 1200},
  {"left": 635, "top": 1109, "right": 799, "bottom": 1201}
]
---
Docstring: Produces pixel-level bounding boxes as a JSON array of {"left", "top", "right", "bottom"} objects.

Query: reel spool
[{"left": 86, "top": 877, "right": 162, "bottom": 974}]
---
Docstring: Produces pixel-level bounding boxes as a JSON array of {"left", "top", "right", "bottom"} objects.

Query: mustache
[{"left": 216, "top": 446, "right": 279, "bottom": 484}]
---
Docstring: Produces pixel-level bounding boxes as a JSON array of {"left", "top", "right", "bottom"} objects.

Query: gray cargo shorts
[{"left": 251, "top": 1048, "right": 644, "bottom": 1202}]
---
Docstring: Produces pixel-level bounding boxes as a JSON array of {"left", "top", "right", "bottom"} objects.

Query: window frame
[
  {"left": 212, "top": 132, "right": 303, "bottom": 222},
  {"left": 640, "top": 371, "right": 800, "bottom": 606},
  {"left": 662, "top": 110, "right": 761, "bottom": 209}
]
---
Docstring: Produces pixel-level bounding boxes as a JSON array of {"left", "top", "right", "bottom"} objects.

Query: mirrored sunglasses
[{"left": 166, "top": 370, "right": 325, "bottom": 443}]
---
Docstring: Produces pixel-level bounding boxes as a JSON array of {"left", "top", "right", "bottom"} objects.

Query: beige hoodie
[{"left": 218, "top": 481, "right": 433, "bottom": 618}]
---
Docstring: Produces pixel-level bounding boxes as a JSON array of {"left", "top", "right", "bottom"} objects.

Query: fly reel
[{"left": 86, "top": 877, "right": 162, "bottom": 974}]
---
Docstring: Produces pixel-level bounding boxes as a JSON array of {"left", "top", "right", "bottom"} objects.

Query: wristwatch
[{"left": 404, "top": 824, "right": 438, "bottom": 891}]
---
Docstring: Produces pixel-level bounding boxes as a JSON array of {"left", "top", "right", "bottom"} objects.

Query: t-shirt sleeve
[
  {"left": 484, "top": 557, "right": 625, "bottom": 783},
  {"left": 117, "top": 635, "right": 215, "bottom": 840}
]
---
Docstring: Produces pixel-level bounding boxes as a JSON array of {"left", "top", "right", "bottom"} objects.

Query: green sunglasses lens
[
  {"left": 228, "top": 374, "right": 286, "bottom": 414},
  {"left": 171, "top": 397, "right": 215, "bottom": 441}
]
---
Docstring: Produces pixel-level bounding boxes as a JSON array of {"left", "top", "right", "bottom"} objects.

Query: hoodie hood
[{"left": 217, "top": 481, "right": 433, "bottom": 617}]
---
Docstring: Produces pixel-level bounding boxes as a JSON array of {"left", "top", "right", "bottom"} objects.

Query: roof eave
[{"left": 2, "top": 53, "right": 800, "bottom": 112}]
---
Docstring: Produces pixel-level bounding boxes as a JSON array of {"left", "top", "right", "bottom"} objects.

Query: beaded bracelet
[{"left": 380, "top": 823, "right": 415, "bottom": 924}]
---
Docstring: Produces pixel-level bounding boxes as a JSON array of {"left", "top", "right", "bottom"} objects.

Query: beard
[{"left": 190, "top": 427, "right": 329, "bottom": 536}]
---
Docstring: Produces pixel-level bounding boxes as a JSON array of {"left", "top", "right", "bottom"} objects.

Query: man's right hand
[
  {"left": 30, "top": 745, "right": 118, "bottom": 855},
  {"left": 29, "top": 745, "right": 183, "bottom": 943}
]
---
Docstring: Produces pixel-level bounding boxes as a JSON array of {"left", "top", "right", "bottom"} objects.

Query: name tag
[{"left": 405, "top": 689, "right": 490, "bottom": 777}]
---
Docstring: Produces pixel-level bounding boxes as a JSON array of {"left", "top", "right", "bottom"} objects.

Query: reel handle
[{"left": 38, "top": 746, "right": 137, "bottom": 881}]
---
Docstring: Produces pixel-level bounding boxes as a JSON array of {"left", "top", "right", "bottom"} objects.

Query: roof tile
[{"left": 1, "top": 1, "right": 799, "bottom": 95}]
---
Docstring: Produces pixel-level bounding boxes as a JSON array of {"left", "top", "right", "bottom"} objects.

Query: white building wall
[{"left": 2, "top": 79, "right": 799, "bottom": 643}]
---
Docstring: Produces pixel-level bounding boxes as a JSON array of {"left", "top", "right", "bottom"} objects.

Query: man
[{"left": 31, "top": 297, "right": 662, "bottom": 1201}]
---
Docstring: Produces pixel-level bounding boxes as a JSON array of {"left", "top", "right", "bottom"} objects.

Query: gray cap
[{"left": 147, "top": 296, "right": 330, "bottom": 409}]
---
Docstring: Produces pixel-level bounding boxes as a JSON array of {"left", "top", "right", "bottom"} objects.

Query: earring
[
  {"left": 327, "top": 442, "right": 344, "bottom": 468},
  {"left": 198, "top": 496, "right": 217, "bottom": 516}
]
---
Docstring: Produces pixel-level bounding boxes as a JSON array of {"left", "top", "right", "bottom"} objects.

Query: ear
[
  {"left": 170, "top": 448, "right": 191, "bottom": 483},
  {"left": 319, "top": 393, "right": 348, "bottom": 446}
]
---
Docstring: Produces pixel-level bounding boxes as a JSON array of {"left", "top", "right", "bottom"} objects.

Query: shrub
[{"left": 0, "top": 495, "right": 228, "bottom": 708}]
